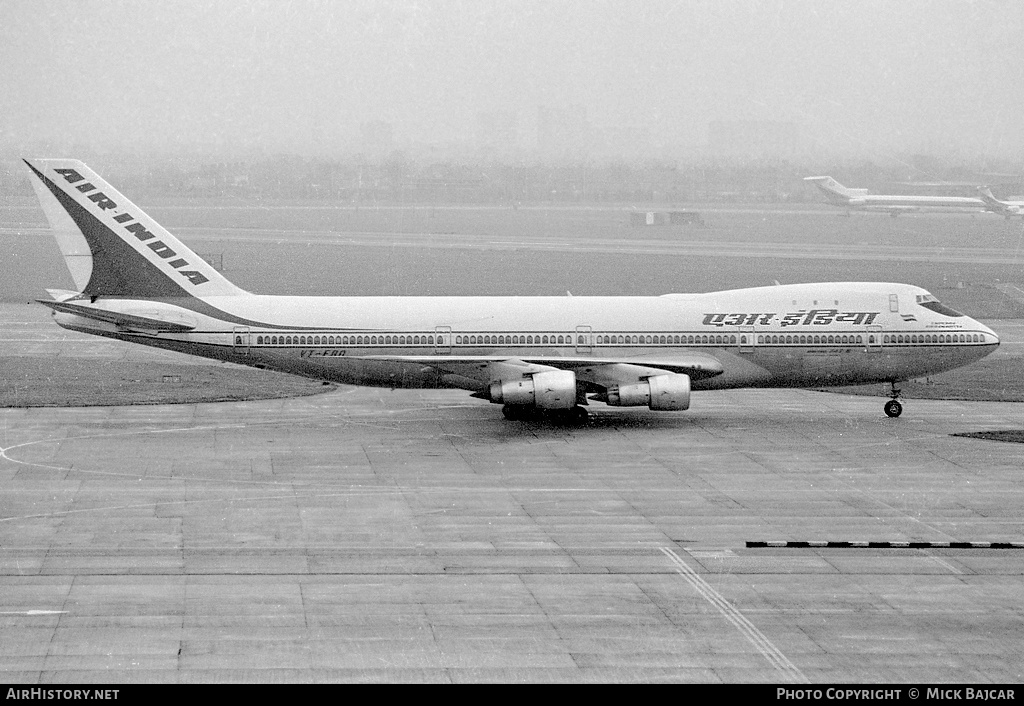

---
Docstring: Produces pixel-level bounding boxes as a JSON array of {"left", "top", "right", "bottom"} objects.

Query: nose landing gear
[{"left": 884, "top": 383, "right": 903, "bottom": 418}]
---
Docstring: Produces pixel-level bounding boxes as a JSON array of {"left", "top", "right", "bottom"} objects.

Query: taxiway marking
[{"left": 661, "top": 546, "right": 808, "bottom": 683}]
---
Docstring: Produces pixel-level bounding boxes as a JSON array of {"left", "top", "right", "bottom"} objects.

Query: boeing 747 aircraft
[
  {"left": 24, "top": 159, "right": 999, "bottom": 421},
  {"left": 805, "top": 176, "right": 986, "bottom": 216}
]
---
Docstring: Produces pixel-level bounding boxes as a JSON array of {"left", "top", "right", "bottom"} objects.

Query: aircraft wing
[
  {"left": 357, "top": 353, "right": 724, "bottom": 388},
  {"left": 38, "top": 299, "right": 198, "bottom": 333}
]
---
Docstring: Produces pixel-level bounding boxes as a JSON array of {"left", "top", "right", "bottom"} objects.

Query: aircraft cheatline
[{"left": 23, "top": 159, "right": 999, "bottom": 422}]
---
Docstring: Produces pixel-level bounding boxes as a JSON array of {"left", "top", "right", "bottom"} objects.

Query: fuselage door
[
  {"left": 575, "top": 325, "right": 592, "bottom": 354},
  {"left": 232, "top": 326, "right": 250, "bottom": 355},
  {"left": 867, "top": 324, "right": 882, "bottom": 352},
  {"left": 739, "top": 325, "right": 755, "bottom": 353},
  {"left": 434, "top": 326, "right": 452, "bottom": 354}
]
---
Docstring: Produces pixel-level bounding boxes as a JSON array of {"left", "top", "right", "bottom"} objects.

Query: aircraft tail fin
[
  {"left": 976, "top": 186, "right": 1022, "bottom": 216},
  {"left": 23, "top": 159, "right": 247, "bottom": 299},
  {"left": 978, "top": 186, "right": 1004, "bottom": 207},
  {"left": 803, "top": 175, "right": 862, "bottom": 205}
]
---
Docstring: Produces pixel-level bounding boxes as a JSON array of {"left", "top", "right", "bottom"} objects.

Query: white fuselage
[{"left": 52, "top": 282, "right": 999, "bottom": 395}]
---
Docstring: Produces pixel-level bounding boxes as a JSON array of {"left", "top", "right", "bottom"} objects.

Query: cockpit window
[{"left": 916, "top": 294, "right": 964, "bottom": 318}]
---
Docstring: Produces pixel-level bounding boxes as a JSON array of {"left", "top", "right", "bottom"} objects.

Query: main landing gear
[
  {"left": 502, "top": 405, "right": 589, "bottom": 424},
  {"left": 884, "top": 383, "right": 903, "bottom": 418}
]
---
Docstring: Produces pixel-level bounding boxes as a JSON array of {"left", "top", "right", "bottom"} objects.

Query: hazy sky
[{"left": 2, "top": 0, "right": 1022, "bottom": 159}]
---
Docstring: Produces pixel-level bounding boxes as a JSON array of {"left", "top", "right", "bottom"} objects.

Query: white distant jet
[
  {"left": 23, "top": 159, "right": 999, "bottom": 420},
  {"left": 804, "top": 176, "right": 986, "bottom": 216},
  {"left": 977, "top": 187, "right": 1024, "bottom": 219}
]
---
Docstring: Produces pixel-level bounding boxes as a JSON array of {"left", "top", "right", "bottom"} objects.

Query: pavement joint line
[
  {"left": 746, "top": 541, "right": 1024, "bottom": 548},
  {"left": 660, "top": 546, "right": 808, "bottom": 684}
]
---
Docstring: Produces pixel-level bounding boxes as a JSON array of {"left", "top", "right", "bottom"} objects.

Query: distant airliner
[
  {"left": 804, "top": 176, "right": 986, "bottom": 216},
  {"left": 24, "top": 159, "right": 998, "bottom": 421}
]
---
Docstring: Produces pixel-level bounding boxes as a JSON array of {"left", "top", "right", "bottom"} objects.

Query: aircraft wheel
[
  {"left": 884, "top": 400, "right": 903, "bottom": 418},
  {"left": 550, "top": 406, "right": 589, "bottom": 425}
]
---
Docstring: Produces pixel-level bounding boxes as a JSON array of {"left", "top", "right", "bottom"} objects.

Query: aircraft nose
[{"left": 976, "top": 320, "right": 1000, "bottom": 347}]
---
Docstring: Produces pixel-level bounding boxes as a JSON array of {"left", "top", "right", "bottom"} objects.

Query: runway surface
[
  {"left": 3, "top": 197, "right": 1024, "bottom": 682},
  {"left": 3, "top": 220, "right": 1021, "bottom": 264},
  {"left": 2, "top": 313, "right": 1024, "bottom": 683},
  {"left": 5, "top": 201, "right": 1024, "bottom": 302}
]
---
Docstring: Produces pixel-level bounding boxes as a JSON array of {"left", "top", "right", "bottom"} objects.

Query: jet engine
[
  {"left": 606, "top": 373, "right": 690, "bottom": 411},
  {"left": 489, "top": 370, "right": 577, "bottom": 410}
]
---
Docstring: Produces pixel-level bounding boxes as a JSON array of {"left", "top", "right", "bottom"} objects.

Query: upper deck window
[{"left": 916, "top": 293, "right": 964, "bottom": 318}]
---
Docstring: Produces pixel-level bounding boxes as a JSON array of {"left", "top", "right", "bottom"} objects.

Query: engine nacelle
[
  {"left": 489, "top": 370, "right": 577, "bottom": 410},
  {"left": 606, "top": 373, "right": 690, "bottom": 411}
]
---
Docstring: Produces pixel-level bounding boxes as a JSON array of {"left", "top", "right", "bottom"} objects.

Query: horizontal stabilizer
[
  {"left": 38, "top": 299, "right": 197, "bottom": 332},
  {"left": 44, "top": 288, "right": 81, "bottom": 303}
]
